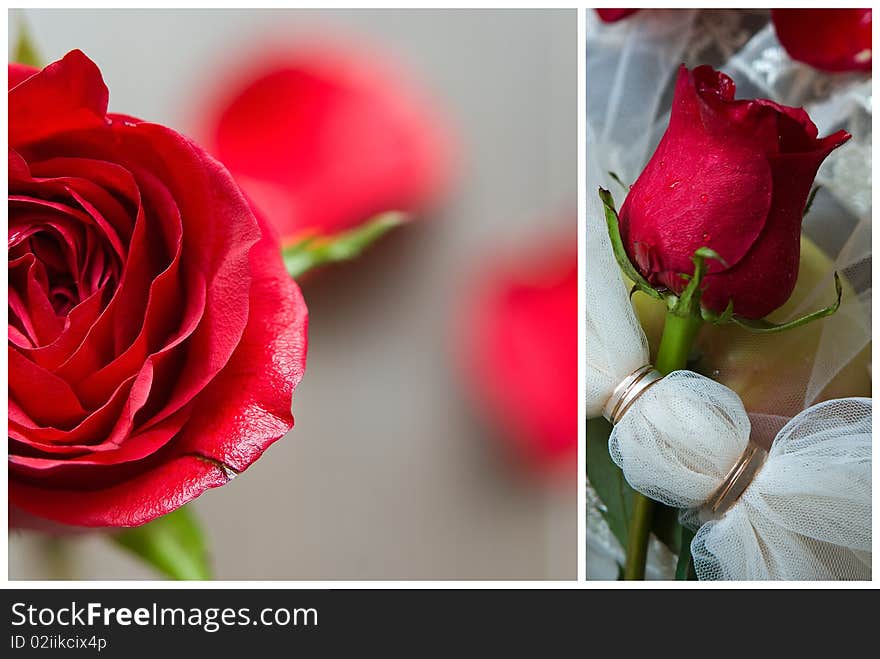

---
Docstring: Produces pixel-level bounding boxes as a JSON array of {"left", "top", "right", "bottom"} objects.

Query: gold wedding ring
[
  {"left": 703, "top": 440, "right": 768, "bottom": 515},
  {"left": 602, "top": 364, "right": 664, "bottom": 425}
]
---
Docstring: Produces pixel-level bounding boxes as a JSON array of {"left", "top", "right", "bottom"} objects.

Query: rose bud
[
  {"left": 458, "top": 239, "right": 576, "bottom": 475},
  {"left": 772, "top": 9, "right": 872, "bottom": 73},
  {"left": 595, "top": 9, "right": 639, "bottom": 23},
  {"left": 8, "top": 51, "right": 308, "bottom": 527},
  {"left": 618, "top": 65, "right": 850, "bottom": 319},
  {"left": 197, "top": 38, "right": 453, "bottom": 244}
]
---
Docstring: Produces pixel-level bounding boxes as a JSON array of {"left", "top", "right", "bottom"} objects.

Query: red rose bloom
[
  {"left": 618, "top": 65, "right": 850, "bottom": 319},
  {"left": 459, "top": 240, "right": 576, "bottom": 474},
  {"left": 199, "top": 40, "right": 452, "bottom": 243},
  {"left": 8, "top": 51, "right": 308, "bottom": 527},
  {"left": 772, "top": 9, "right": 872, "bottom": 73},
  {"left": 595, "top": 9, "right": 639, "bottom": 23}
]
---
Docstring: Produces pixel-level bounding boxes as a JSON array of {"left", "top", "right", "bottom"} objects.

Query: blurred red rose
[
  {"left": 772, "top": 9, "right": 872, "bottom": 73},
  {"left": 9, "top": 51, "right": 308, "bottom": 528},
  {"left": 198, "top": 39, "right": 453, "bottom": 243},
  {"left": 459, "top": 239, "right": 576, "bottom": 474},
  {"left": 619, "top": 65, "right": 849, "bottom": 319},
  {"left": 595, "top": 9, "right": 639, "bottom": 23}
]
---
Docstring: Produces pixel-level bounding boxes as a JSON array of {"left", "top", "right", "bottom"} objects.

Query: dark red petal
[
  {"left": 200, "top": 40, "right": 452, "bottom": 240},
  {"left": 9, "top": 148, "right": 30, "bottom": 178},
  {"left": 459, "top": 239, "right": 576, "bottom": 473},
  {"left": 9, "top": 50, "right": 109, "bottom": 149},
  {"left": 8, "top": 346, "right": 87, "bottom": 428},
  {"left": 26, "top": 157, "right": 140, "bottom": 245},
  {"left": 9, "top": 63, "right": 39, "bottom": 90},
  {"left": 772, "top": 9, "right": 872, "bottom": 73},
  {"left": 170, "top": 210, "right": 308, "bottom": 471},
  {"left": 9, "top": 409, "right": 190, "bottom": 484},
  {"left": 107, "top": 121, "right": 262, "bottom": 428},
  {"left": 701, "top": 139, "right": 849, "bottom": 318},
  {"left": 595, "top": 9, "right": 638, "bottom": 23},
  {"left": 8, "top": 252, "right": 64, "bottom": 345},
  {"left": 9, "top": 367, "right": 145, "bottom": 447},
  {"left": 9, "top": 212, "right": 308, "bottom": 527},
  {"left": 9, "top": 455, "right": 231, "bottom": 527},
  {"left": 620, "top": 66, "right": 774, "bottom": 279}
]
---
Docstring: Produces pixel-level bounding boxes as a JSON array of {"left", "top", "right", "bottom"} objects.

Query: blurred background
[{"left": 9, "top": 9, "right": 576, "bottom": 580}]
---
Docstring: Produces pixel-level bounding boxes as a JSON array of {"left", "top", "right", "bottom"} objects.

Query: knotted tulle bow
[{"left": 586, "top": 191, "right": 872, "bottom": 581}]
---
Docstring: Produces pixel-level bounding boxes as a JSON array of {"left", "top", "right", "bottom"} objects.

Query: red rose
[
  {"left": 595, "top": 9, "right": 639, "bottom": 23},
  {"left": 459, "top": 239, "right": 576, "bottom": 474},
  {"left": 618, "top": 65, "right": 850, "bottom": 319},
  {"left": 8, "top": 51, "right": 308, "bottom": 528},
  {"left": 772, "top": 9, "right": 872, "bottom": 73},
  {"left": 198, "top": 39, "right": 453, "bottom": 243}
]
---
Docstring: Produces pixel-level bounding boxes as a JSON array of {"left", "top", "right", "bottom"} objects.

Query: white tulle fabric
[
  {"left": 691, "top": 398, "right": 872, "bottom": 580},
  {"left": 586, "top": 9, "right": 872, "bottom": 580},
  {"left": 585, "top": 150, "right": 648, "bottom": 418},
  {"left": 609, "top": 372, "right": 872, "bottom": 580}
]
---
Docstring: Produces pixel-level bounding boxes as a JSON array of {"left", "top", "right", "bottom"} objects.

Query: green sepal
[
  {"left": 803, "top": 185, "right": 820, "bottom": 218},
  {"left": 607, "top": 171, "right": 630, "bottom": 193},
  {"left": 701, "top": 299, "right": 734, "bottom": 325},
  {"left": 672, "top": 247, "right": 726, "bottom": 317},
  {"left": 598, "top": 188, "right": 662, "bottom": 301},
  {"left": 731, "top": 272, "right": 842, "bottom": 334},
  {"left": 112, "top": 506, "right": 212, "bottom": 580},
  {"left": 598, "top": 185, "right": 839, "bottom": 335},
  {"left": 282, "top": 211, "right": 407, "bottom": 280}
]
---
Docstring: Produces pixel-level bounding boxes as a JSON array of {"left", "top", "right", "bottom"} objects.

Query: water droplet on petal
[{"left": 700, "top": 193, "right": 709, "bottom": 203}]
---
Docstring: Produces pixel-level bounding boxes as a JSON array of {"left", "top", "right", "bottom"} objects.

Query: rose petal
[
  {"left": 9, "top": 50, "right": 109, "bottom": 149},
  {"left": 595, "top": 9, "right": 639, "bottom": 23},
  {"left": 171, "top": 210, "right": 308, "bottom": 470},
  {"left": 201, "top": 40, "right": 452, "bottom": 240},
  {"left": 9, "top": 63, "right": 39, "bottom": 90},
  {"left": 9, "top": 408, "right": 190, "bottom": 485},
  {"left": 9, "top": 455, "right": 231, "bottom": 527},
  {"left": 8, "top": 346, "right": 87, "bottom": 428},
  {"left": 772, "top": 9, "right": 872, "bottom": 73},
  {"left": 459, "top": 240, "right": 576, "bottom": 471}
]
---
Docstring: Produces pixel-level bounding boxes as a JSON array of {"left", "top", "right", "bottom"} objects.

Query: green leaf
[
  {"left": 732, "top": 272, "right": 842, "bottom": 334},
  {"left": 598, "top": 188, "right": 662, "bottom": 301},
  {"left": 12, "top": 15, "right": 42, "bottom": 68},
  {"left": 282, "top": 211, "right": 407, "bottom": 279},
  {"left": 651, "top": 503, "right": 682, "bottom": 556},
  {"left": 112, "top": 506, "right": 212, "bottom": 580},
  {"left": 675, "top": 525, "right": 697, "bottom": 580},
  {"left": 586, "top": 417, "right": 634, "bottom": 549}
]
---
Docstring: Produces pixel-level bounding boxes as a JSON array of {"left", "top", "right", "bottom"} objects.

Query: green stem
[
  {"left": 622, "top": 493, "right": 655, "bottom": 580},
  {"left": 622, "top": 309, "right": 703, "bottom": 580},
  {"left": 655, "top": 312, "right": 703, "bottom": 374}
]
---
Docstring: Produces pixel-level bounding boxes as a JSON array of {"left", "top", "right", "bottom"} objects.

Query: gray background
[{"left": 9, "top": 9, "right": 576, "bottom": 580}]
